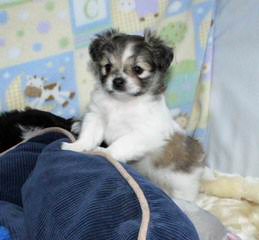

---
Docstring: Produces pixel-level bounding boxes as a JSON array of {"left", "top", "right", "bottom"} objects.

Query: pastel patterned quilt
[
  {"left": 0, "top": 129, "right": 199, "bottom": 240},
  {"left": 0, "top": 0, "right": 215, "bottom": 147}
]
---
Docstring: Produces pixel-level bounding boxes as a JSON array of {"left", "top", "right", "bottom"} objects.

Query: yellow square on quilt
[{"left": 0, "top": 1, "right": 73, "bottom": 68}]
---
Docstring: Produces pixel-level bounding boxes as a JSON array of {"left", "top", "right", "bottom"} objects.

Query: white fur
[
  {"left": 133, "top": 158, "right": 204, "bottom": 201},
  {"left": 62, "top": 41, "right": 202, "bottom": 201},
  {"left": 122, "top": 44, "right": 134, "bottom": 62},
  {"left": 62, "top": 85, "right": 179, "bottom": 159},
  {"left": 138, "top": 70, "right": 151, "bottom": 79},
  {"left": 71, "top": 121, "right": 81, "bottom": 135},
  {"left": 19, "top": 125, "right": 43, "bottom": 140},
  {"left": 62, "top": 83, "right": 202, "bottom": 201}
]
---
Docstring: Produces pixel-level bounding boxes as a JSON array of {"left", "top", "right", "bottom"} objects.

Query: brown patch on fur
[{"left": 154, "top": 133, "right": 205, "bottom": 172}]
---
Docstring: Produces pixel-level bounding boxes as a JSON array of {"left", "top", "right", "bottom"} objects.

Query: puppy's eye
[
  {"left": 104, "top": 63, "right": 112, "bottom": 73},
  {"left": 133, "top": 66, "right": 144, "bottom": 75}
]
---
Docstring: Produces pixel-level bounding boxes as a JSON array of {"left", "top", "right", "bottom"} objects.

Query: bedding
[
  {"left": 177, "top": 113, "right": 259, "bottom": 240},
  {"left": 0, "top": 128, "right": 240, "bottom": 240},
  {"left": 197, "top": 194, "right": 259, "bottom": 240},
  {"left": 0, "top": 128, "right": 199, "bottom": 240},
  {"left": 198, "top": 171, "right": 259, "bottom": 240}
]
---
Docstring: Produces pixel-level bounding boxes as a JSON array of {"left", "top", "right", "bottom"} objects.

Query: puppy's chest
[{"left": 103, "top": 103, "right": 145, "bottom": 143}]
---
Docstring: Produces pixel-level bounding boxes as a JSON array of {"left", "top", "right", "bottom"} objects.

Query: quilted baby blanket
[{"left": 0, "top": 0, "right": 215, "bottom": 147}]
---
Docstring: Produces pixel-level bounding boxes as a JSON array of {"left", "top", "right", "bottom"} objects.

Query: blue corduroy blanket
[{"left": 0, "top": 128, "right": 199, "bottom": 240}]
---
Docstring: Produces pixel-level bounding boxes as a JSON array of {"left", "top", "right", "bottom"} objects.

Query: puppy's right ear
[
  {"left": 144, "top": 29, "right": 174, "bottom": 72},
  {"left": 89, "top": 29, "right": 119, "bottom": 62}
]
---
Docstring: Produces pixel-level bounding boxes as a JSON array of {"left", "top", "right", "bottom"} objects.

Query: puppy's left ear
[
  {"left": 89, "top": 29, "right": 119, "bottom": 62},
  {"left": 144, "top": 29, "right": 174, "bottom": 72}
]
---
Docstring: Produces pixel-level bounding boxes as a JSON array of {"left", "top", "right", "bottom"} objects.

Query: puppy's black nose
[{"left": 113, "top": 77, "right": 125, "bottom": 91}]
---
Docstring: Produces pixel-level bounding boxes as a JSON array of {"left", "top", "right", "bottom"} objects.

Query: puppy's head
[{"left": 89, "top": 29, "right": 173, "bottom": 98}]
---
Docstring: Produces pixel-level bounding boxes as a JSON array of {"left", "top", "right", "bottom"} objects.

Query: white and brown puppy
[{"left": 62, "top": 29, "right": 204, "bottom": 201}]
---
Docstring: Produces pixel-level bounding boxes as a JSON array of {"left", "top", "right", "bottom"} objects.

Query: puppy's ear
[
  {"left": 144, "top": 29, "right": 174, "bottom": 72},
  {"left": 89, "top": 29, "right": 119, "bottom": 62}
]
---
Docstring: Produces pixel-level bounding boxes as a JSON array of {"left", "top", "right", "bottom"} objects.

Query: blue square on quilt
[
  {"left": 69, "top": 0, "right": 112, "bottom": 48},
  {"left": 0, "top": 52, "right": 80, "bottom": 118},
  {"left": 69, "top": 0, "right": 111, "bottom": 33}
]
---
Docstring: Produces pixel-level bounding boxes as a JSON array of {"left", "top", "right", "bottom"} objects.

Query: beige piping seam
[
  {"left": 89, "top": 151, "right": 151, "bottom": 240},
  {"left": 0, "top": 127, "right": 150, "bottom": 239}
]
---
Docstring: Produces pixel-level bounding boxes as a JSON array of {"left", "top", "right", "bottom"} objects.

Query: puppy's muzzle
[{"left": 113, "top": 77, "right": 126, "bottom": 91}]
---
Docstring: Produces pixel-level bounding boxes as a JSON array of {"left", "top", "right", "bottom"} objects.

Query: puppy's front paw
[
  {"left": 93, "top": 146, "right": 109, "bottom": 155},
  {"left": 61, "top": 142, "right": 87, "bottom": 153},
  {"left": 92, "top": 147, "right": 123, "bottom": 162},
  {"left": 107, "top": 147, "right": 129, "bottom": 163}
]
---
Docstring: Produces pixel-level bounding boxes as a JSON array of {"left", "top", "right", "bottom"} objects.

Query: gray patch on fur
[{"left": 89, "top": 29, "right": 174, "bottom": 96}]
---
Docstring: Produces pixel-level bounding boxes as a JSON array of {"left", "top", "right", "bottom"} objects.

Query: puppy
[
  {"left": 62, "top": 29, "right": 205, "bottom": 201},
  {"left": 0, "top": 109, "right": 79, "bottom": 153}
]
